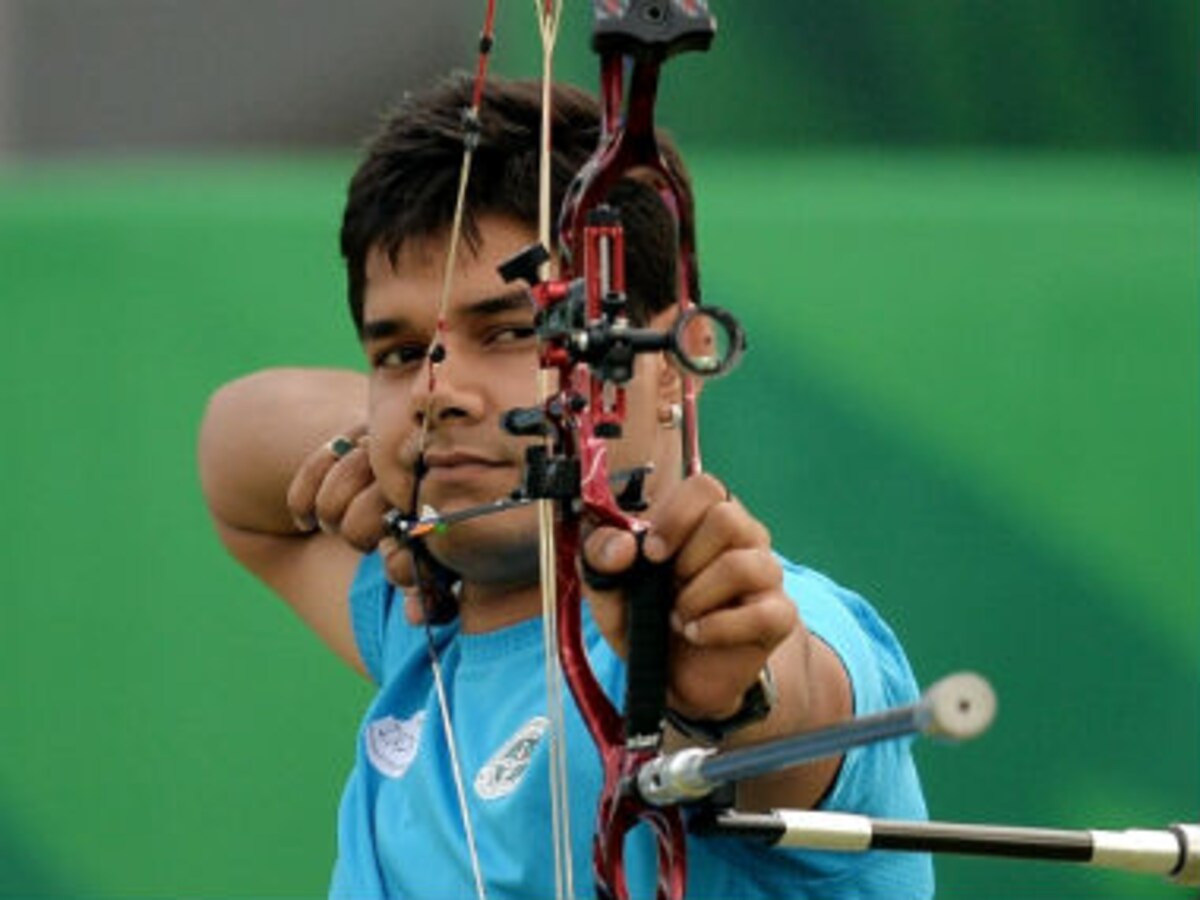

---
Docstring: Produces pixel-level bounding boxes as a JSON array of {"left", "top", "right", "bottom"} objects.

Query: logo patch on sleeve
[
  {"left": 365, "top": 712, "right": 425, "bottom": 779},
  {"left": 474, "top": 716, "right": 549, "bottom": 800}
]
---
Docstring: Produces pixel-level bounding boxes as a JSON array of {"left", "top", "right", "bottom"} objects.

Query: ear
[
  {"left": 644, "top": 308, "right": 693, "bottom": 406},
  {"left": 645, "top": 306, "right": 712, "bottom": 406}
]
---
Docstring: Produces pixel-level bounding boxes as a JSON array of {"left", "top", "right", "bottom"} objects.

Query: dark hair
[{"left": 339, "top": 74, "right": 691, "bottom": 332}]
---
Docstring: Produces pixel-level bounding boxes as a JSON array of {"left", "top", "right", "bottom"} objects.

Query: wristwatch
[{"left": 665, "top": 664, "right": 777, "bottom": 744}]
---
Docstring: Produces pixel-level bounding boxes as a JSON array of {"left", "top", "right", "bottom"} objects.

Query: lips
[
  {"left": 418, "top": 450, "right": 514, "bottom": 489},
  {"left": 422, "top": 450, "right": 508, "bottom": 471}
]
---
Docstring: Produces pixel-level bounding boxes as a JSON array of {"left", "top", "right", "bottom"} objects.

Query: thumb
[
  {"left": 379, "top": 535, "right": 425, "bottom": 625},
  {"left": 581, "top": 526, "right": 639, "bottom": 659}
]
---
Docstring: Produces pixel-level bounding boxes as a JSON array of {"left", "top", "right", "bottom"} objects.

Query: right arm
[{"left": 197, "top": 367, "right": 385, "bottom": 677}]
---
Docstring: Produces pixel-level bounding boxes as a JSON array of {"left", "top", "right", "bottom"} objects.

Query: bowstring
[
  {"left": 531, "top": 3, "right": 574, "bottom": 899},
  {"left": 409, "top": 4, "right": 499, "bottom": 899}
]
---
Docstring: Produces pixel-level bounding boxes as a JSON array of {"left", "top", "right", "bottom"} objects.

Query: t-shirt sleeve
[
  {"left": 683, "top": 558, "right": 932, "bottom": 897},
  {"left": 349, "top": 551, "right": 392, "bottom": 686},
  {"left": 782, "top": 557, "right": 927, "bottom": 820}
]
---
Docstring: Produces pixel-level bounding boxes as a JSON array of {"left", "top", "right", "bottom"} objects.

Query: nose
[{"left": 411, "top": 339, "right": 484, "bottom": 429}]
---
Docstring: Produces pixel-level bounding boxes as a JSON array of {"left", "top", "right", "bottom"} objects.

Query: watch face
[{"left": 741, "top": 669, "right": 775, "bottom": 722}]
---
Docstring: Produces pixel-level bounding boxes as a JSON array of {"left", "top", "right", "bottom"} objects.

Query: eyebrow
[
  {"left": 360, "top": 288, "right": 533, "bottom": 342},
  {"left": 466, "top": 289, "right": 535, "bottom": 319}
]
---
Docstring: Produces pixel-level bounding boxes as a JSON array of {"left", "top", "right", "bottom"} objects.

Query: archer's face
[{"left": 360, "top": 214, "right": 683, "bottom": 591}]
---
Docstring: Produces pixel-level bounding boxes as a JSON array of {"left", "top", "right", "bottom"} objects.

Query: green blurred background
[{"left": 1, "top": 2, "right": 1196, "bottom": 898}]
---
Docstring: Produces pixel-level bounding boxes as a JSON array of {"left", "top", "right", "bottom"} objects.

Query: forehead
[
  {"left": 364, "top": 217, "right": 537, "bottom": 288},
  {"left": 364, "top": 233, "right": 441, "bottom": 283},
  {"left": 361, "top": 217, "right": 538, "bottom": 326}
]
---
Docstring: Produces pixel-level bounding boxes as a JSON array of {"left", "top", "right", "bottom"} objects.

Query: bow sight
[
  {"left": 496, "top": 204, "right": 743, "bottom": 525},
  {"left": 499, "top": 209, "right": 745, "bottom": 419}
]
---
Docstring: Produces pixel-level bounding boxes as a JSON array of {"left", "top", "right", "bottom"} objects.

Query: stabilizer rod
[
  {"left": 692, "top": 809, "right": 1200, "bottom": 887},
  {"left": 638, "top": 672, "right": 994, "bottom": 806}
]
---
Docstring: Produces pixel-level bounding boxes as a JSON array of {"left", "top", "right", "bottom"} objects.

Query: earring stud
[{"left": 658, "top": 403, "right": 683, "bottom": 430}]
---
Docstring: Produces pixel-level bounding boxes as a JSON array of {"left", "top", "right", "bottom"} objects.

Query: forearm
[
  {"left": 198, "top": 367, "right": 367, "bottom": 535},
  {"left": 729, "top": 627, "right": 850, "bottom": 812},
  {"left": 660, "top": 626, "right": 851, "bottom": 814}
]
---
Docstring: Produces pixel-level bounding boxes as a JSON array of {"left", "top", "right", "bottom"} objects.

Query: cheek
[
  {"left": 605, "top": 397, "right": 658, "bottom": 472},
  {"left": 367, "top": 380, "right": 416, "bottom": 472},
  {"left": 617, "top": 365, "right": 663, "bottom": 448},
  {"left": 475, "top": 350, "right": 541, "bottom": 407}
]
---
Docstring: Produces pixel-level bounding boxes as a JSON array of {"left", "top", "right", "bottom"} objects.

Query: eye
[
  {"left": 488, "top": 324, "right": 538, "bottom": 346},
  {"left": 371, "top": 342, "right": 428, "bottom": 370}
]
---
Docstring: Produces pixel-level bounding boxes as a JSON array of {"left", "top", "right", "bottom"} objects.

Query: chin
[{"left": 425, "top": 505, "right": 541, "bottom": 586}]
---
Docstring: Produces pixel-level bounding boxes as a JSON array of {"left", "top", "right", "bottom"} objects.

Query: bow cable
[
  {"left": 407, "top": 5, "right": 499, "bottom": 899},
  {"left": 530, "top": 5, "right": 574, "bottom": 899}
]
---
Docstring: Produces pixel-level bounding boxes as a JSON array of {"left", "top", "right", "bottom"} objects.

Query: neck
[{"left": 456, "top": 578, "right": 545, "bottom": 634}]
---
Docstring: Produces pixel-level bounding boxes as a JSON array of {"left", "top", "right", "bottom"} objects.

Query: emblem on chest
[
  {"left": 365, "top": 712, "right": 426, "bottom": 779},
  {"left": 474, "top": 716, "right": 549, "bottom": 800}
]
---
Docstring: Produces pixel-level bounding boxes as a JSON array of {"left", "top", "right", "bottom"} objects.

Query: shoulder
[{"left": 778, "top": 556, "right": 920, "bottom": 711}]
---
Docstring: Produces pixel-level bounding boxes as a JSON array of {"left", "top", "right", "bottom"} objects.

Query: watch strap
[{"left": 665, "top": 664, "right": 777, "bottom": 744}]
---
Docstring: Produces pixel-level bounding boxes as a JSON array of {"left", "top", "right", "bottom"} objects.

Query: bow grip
[{"left": 585, "top": 532, "right": 674, "bottom": 746}]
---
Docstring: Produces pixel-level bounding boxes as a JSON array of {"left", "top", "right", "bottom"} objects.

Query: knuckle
[
  {"left": 285, "top": 481, "right": 304, "bottom": 516},
  {"left": 314, "top": 460, "right": 367, "bottom": 519},
  {"left": 343, "top": 495, "right": 386, "bottom": 550},
  {"left": 382, "top": 548, "right": 410, "bottom": 584},
  {"left": 286, "top": 466, "right": 317, "bottom": 513},
  {"left": 694, "top": 472, "right": 727, "bottom": 502},
  {"left": 705, "top": 499, "right": 742, "bottom": 541},
  {"left": 345, "top": 528, "right": 380, "bottom": 552},
  {"left": 725, "top": 547, "right": 774, "bottom": 590},
  {"left": 706, "top": 498, "right": 769, "bottom": 549},
  {"left": 341, "top": 517, "right": 378, "bottom": 551},
  {"left": 757, "top": 550, "right": 783, "bottom": 586},
  {"left": 313, "top": 482, "right": 347, "bottom": 526},
  {"left": 752, "top": 590, "right": 798, "bottom": 642},
  {"left": 347, "top": 444, "right": 372, "bottom": 473}
]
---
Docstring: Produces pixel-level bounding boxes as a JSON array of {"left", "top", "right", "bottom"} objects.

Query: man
[{"left": 198, "top": 76, "right": 931, "bottom": 898}]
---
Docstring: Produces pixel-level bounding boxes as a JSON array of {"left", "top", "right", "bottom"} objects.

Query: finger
[
  {"left": 582, "top": 526, "right": 639, "bottom": 576},
  {"left": 402, "top": 590, "right": 427, "bottom": 627},
  {"left": 675, "top": 588, "right": 797, "bottom": 651},
  {"left": 286, "top": 451, "right": 335, "bottom": 531},
  {"left": 313, "top": 443, "right": 375, "bottom": 532},
  {"left": 286, "top": 427, "right": 367, "bottom": 530},
  {"left": 379, "top": 534, "right": 416, "bottom": 589},
  {"left": 580, "top": 528, "right": 641, "bottom": 659},
  {"left": 339, "top": 483, "right": 390, "bottom": 551},
  {"left": 378, "top": 535, "right": 428, "bottom": 625},
  {"left": 671, "top": 495, "right": 770, "bottom": 583},
  {"left": 672, "top": 547, "right": 782, "bottom": 624},
  {"left": 668, "top": 642, "right": 764, "bottom": 718},
  {"left": 642, "top": 473, "right": 729, "bottom": 562}
]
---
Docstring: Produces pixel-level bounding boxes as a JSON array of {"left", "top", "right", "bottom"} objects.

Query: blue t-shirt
[{"left": 331, "top": 553, "right": 932, "bottom": 899}]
